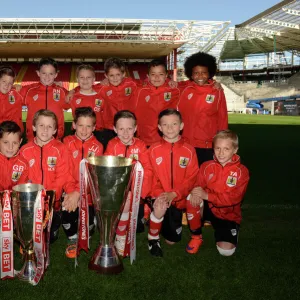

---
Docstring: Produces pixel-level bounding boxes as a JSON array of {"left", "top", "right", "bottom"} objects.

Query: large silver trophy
[
  {"left": 12, "top": 183, "right": 54, "bottom": 283},
  {"left": 86, "top": 156, "right": 133, "bottom": 274}
]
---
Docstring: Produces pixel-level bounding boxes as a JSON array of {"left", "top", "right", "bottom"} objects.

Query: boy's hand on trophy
[
  {"left": 190, "top": 194, "right": 203, "bottom": 208},
  {"left": 63, "top": 191, "right": 80, "bottom": 212},
  {"left": 191, "top": 187, "right": 207, "bottom": 200}
]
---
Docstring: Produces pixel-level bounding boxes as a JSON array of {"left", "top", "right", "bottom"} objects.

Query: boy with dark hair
[
  {"left": 0, "top": 66, "right": 24, "bottom": 133},
  {"left": 186, "top": 130, "right": 249, "bottom": 256},
  {"left": 63, "top": 107, "right": 103, "bottom": 258},
  {"left": 178, "top": 51, "right": 228, "bottom": 166},
  {"left": 147, "top": 109, "right": 198, "bottom": 257},
  {"left": 20, "top": 109, "right": 80, "bottom": 248},
  {"left": 134, "top": 60, "right": 180, "bottom": 147},
  {"left": 20, "top": 57, "right": 69, "bottom": 140},
  {"left": 0, "top": 121, "right": 28, "bottom": 190},
  {"left": 105, "top": 110, "right": 152, "bottom": 255}
]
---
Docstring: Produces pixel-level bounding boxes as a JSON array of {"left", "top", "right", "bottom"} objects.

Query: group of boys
[{"left": 0, "top": 52, "right": 249, "bottom": 262}]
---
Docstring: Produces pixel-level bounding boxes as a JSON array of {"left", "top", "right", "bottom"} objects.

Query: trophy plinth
[{"left": 85, "top": 156, "right": 133, "bottom": 275}]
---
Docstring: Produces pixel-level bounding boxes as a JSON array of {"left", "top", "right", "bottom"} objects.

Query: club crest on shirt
[
  {"left": 130, "top": 153, "right": 139, "bottom": 160},
  {"left": 73, "top": 150, "right": 78, "bottom": 158},
  {"left": 47, "top": 157, "right": 57, "bottom": 168},
  {"left": 29, "top": 159, "right": 35, "bottom": 167},
  {"left": 125, "top": 87, "right": 132, "bottom": 96},
  {"left": 87, "top": 151, "right": 96, "bottom": 158},
  {"left": 179, "top": 157, "right": 189, "bottom": 168},
  {"left": 106, "top": 90, "right": 112, "bottom": 96},
  {"left": 11, "top": 171, "right": 22, "bottom": 182},
  {"left": 145, "top": 95, "right": 150, "bottom": 102},
  {"left": 76, "top": 98, "right": 81, "bottom": 105},
  {"left": 95, "top": 99, "right": 102, "bottom": 107},
  {"left": 205, "top": 94, "right": 215, "bottom": 104},
  {"left": 53, "top": 89, "right": 61, "bottom": 102},
  {"left": 156, "top": 157, "right": 162, "bottom": 165},
  {"left": 226, "top": 175, "right": 237, "bottom": 187},
  {"left": 187, "top": 93, "right": 193, "bottom": 100},
  {"left": 164, "top": 92, "right": 171, "bottom": 102},
  {"left": 33, "top": 94, "right": 39, "bottom": 101},
  {"left": 9, "top": 95, "right": 15, "bottom": 104}
]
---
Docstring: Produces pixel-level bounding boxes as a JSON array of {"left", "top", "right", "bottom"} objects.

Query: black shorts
[
  {"left": 161, "top": 205, "right": 183, "bottom": 243},
  {"left": 203, "top": 201, "right": 240, "bottom": 246}
]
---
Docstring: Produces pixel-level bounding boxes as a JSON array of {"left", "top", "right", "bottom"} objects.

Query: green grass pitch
[{"left": 3, "top": 114, "right": 300, "bottom": 300}]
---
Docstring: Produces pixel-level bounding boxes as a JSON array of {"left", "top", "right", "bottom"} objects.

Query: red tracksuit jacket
[
  {"left": 134, "top": 82, "right": 180, "bottom": 146},
  {"left": 20, "top": 138, "right": 78, "bottom": 210},
  {"left": 21, "top": 83, "right": 68, "bottom": 140},
  {"left": 105, "top": 137, "right": 152, "bottom": 198},
  {"left": 0, "top": 89, "right": 24, "bottom": 132},
  {"left": 69, "top": 91, "right": 105, "bottom": 130},
  {"left": 177, "top": 81, "right": 228, "bottom": 148},
  {"left": 148, "top": 137, "right": 199, "bottom": 209},
  {"left": 197, "top": 154, "right": 249, "bottom": 224},
  {"left": 0, "top": 152, "right": 29, "bottom": 190},
  {"left": 98, "top": 78, "right": 138, "bottom": 130},
  {"left": 63, "top": 134, "right": 104, "bottom": 183}
]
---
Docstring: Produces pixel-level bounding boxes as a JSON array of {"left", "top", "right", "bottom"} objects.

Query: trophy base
[
  {"left": 89, "top": 245, "right": 124, "bottom": 275},
  {"left": 17, "top": 252, "right": 36, "bottom": 283}
]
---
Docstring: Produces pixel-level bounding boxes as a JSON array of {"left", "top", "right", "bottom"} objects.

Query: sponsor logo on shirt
[
  {"left": 156, "top": 157, "right": 162, "bottom": 165},
  {"left": 53, "top": 89, "right": 61, "bottom": 102},
  {"left": 145, "top": 95, "right": 150, "bottom": 102},
  {"left": 205, "top": 94, "right": 215, "bottom": 104},
  {"left": 125, "top": 87, "right": 132, "bottom": 96},
  {"left": 95, "top": 99, "right": 102, "bottom": 107},
  {"left": 179, "top": 157, "right": 189, "bottom": 168},
  {"left": 187, "top": 93, "right": 193, "bottom": 100},
  {"left": 33, "top": 94, "right": 39, "bottom": 101},
  {"left": 9, "top": 95, "right": 15, "bottom": 104},
  {"left": 47, "top": 157, "right": 57, "bottom": 168},
  {"left": 76, "top": 98, "right": 81, "bottom": 105},
  {"left": 164, "top": 92, "right": 171, "bottom": 102}
]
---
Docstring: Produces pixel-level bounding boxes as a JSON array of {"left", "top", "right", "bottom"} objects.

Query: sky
[{"left": 1, "top": 0, "right": 281, "bottom": 26}]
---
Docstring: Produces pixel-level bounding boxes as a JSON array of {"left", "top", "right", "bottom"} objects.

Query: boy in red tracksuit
[
  {"left": 20, "top": 58, "right": 69, "bottom": 140},
  {"left": 0, "top": 67, "right": 24, "bottom": 133},
  {"left": 105, "top": 110, "right": 152, "bottom": 256},
  {"left": 177, "top": 51, "right": 228, "bottom": 166},
  {"left": 147, "top": 109, "right": 198, "bottom": 257},
  {"left": 186, "top": 130, "right": 249, "bottom": 256},
  {"left": 20, "top": 109, "right": 80, "bottom": 249},
  {"left": 63, "top": 107, "right": 103, "bottom": 258},
  {"left": 68, "top": 65, "right": 105, "bottom": 134},
  {"left": 0, "top": 121, "right": 28, "bottom": 191},
  {"left": 134, "top": 59, "right": 181, "bottom": 147}
]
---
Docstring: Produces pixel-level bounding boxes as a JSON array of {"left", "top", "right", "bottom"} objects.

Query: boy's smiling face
[
  {"left": 77, "top": 69, "right": 95, "bottom": 93},
  {"left": 148, "top": 65, "right": 168, "bottom": 87},
  {"left": 73, "top": 116, "right": 95, "bottom": 141},
  {"left": 214, "top": 138, "right": 238, "bottom": 167},
  {"left": 0, "top": 74, "right": 14, "bottom": 94},
  {"left": 33, "top": 116, "right": 57, "bottom": 146},
  {"left": 191, "top": 65, "right": 210, "bottom": 86},
  {"left": 158, "top": 114, "right": 183, "bottom": 143},
  {"left": 105, "top": 67, "right": 125, "bottom": 87},
  {"left": 0, "top": 132, "right": 21, "bottom": 158},
  {"left": 36, "top": 64, "right": 58, "bottom": 86},
  {"left": 114, "top": 117, "right": 137, "bottom": 145}
]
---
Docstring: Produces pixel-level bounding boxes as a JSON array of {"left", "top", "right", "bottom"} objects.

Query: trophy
[
  {"left": 12, "top": 183, "right": 54, "bottom": 283},
  {"left": 86, "top": 156, "right": 133, "bottom": 274}
]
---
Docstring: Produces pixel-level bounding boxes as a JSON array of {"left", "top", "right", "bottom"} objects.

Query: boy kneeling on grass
[
  {"left": 147, "top": 109, "right": 199, "bottom": 257},
  {"left": 186, "top": 130, "right": 249, "bottom": 256}
]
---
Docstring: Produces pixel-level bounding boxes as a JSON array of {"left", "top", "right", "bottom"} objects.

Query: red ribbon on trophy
[
  {"left": 76, "top": 158, "right": 89, "bottom": 263},
  {"left": 0, "top": 191, "right": 14, "bottom": 280},
  {"left": 32, "top": 190, "right": 45, "bottom": 286}
]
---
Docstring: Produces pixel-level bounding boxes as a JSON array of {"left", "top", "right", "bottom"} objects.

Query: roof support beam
[{"left": 262, "top": 18, "right": 300, "bottom": 29}]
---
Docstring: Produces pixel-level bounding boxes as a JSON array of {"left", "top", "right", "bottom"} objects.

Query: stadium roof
[
  {"left": 0, "top": 18, "right": 230, "bottom": 60},
  {"left": 220, "top": 0, "right": 300, "bottom": 60}
]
